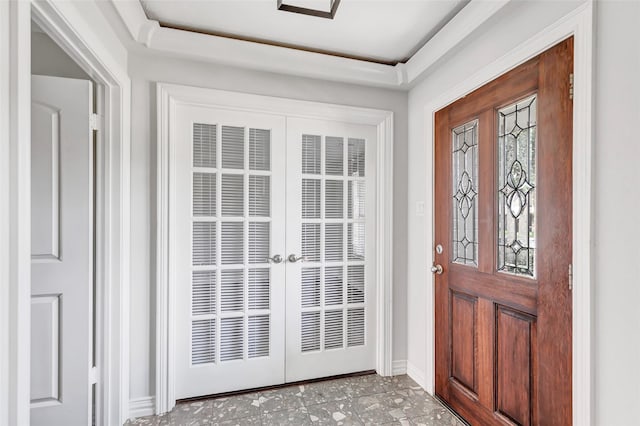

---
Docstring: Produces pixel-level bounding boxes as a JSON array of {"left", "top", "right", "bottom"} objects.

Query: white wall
[
  {"left": 593, "top": 1, "right": 640, "bottom": 423},
  {"left": 406, "top": 0, "right": 640, "bottom": 422},
  {"left": 127, "top": 53, "right": 409, "bottom": 399}
]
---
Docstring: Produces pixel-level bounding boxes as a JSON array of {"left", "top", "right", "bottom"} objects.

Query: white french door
[
  {"left": 174, "top": 105, "right": 287, "bottom": 399},
  {"left": 173, "top": 106, "right": 377, "bottom": 399},
  {"left": 285, "top": 118, "right": 377, "bottom": 382}
]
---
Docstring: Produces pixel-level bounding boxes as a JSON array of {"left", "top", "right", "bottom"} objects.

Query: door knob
[
  {"left": 288, "top": 254, "right": 306, "bottom": 263},
  {"left": 431, "top": 264, "right": 443, "bottom": 274},
  {"left": 266, "top": 254, "right": 283, "bottom": 264}
]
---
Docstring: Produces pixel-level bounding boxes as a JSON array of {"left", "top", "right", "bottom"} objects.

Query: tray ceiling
[{"left": 140, "top": 0, "right": 469, "bottom": 64}]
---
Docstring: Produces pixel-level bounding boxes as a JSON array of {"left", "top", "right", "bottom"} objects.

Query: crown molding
[
  {"left": 404, "top": 0, "right": 510, "bottom": 83},
  {"left": 110, "top": 0, "right": 511, "bottom": 88}
]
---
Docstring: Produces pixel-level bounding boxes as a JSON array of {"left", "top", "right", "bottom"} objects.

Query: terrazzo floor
[{"left": 124, "top": 374, "right": 466, "bottom": 426}]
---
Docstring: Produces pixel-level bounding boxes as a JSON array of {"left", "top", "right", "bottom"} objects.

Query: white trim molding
[
  {"left": 419, "top": 3, "right": 594, "bottom": 426},
  {"left": 129, "top": 397, "right": 156, "bottom": 419},
  {"left": 0, "top": 2, "right": 31, "bottom": 425},
  {"left": 403, "top": 0, "right": 510, "bottom": 83},
  {"left": 156, "top": 84, "right": 395, "bottom": 414},
  {"left": 109, "top": 0, "right": 513, "bottom": 88},
  {"left": 392, "top": 360, "right": 407, "bottom": 376},
  {"left": 376, "top": 113, "right": 394, "bottom": 378}
]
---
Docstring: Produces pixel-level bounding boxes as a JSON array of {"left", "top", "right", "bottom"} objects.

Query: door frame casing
[
  {"left": 156, "top": 83, "right": 394, "bottom": 415},
  {"left": 421, "top": 3, "right": 593, "bottom": 426},
  {"left": 0, "top": 2, "right": 31, "bottom": 425},
  {"left": 0, "top": 1, "right": 132, "bottom": 425}
]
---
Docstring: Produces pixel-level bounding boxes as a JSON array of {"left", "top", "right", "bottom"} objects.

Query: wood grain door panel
[
  {"left": 450, "top": 291, "right": 477, "bottom": 395},
  {"left": 495, "top": 306, "right": 536, "bottom": 426},
  {"left": 434, "top": 38, "right": 573, "bottom": 425}
]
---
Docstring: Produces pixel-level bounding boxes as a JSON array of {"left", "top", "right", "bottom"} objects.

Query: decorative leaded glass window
[
  {"left": 452, "top": 120, "right": 479, "bottom": 266},
  {"left": 497, "top": 95, "right": 537, "bottom": 277}
]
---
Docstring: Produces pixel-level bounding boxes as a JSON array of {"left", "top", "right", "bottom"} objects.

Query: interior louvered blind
[
  {"left": 193, "top": 123, "right": 217, "bottom": 167},
  {"left": 192, "top": 319, "right": 216, "bottom": 364},
  {"left": 248, "top": 269, "right": 270, "bottom": 310},
  {"left": 193, "top": 173, "right": 216, "bottom": 217},
  {"left": 192, "top": 271, "right": 216, "bottom": 315},
  {"left": 191, "top": 122, "right": 274, "bottom": 365},
  {"left": 299, "top": 134, "right": 367, "bottom": 353}
]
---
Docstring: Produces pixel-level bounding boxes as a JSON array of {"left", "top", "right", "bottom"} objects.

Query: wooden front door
[{"left": 434, "top": 38, "right": 573, "bottom": 425}]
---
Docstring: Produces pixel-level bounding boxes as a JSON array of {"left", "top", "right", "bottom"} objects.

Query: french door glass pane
[
  {"left": 221, "top": 126, "right": 244, "bottom": 169},
  {"left": 248, "top": 269, "right": 270, "bottom": 310},
  {"left": 221, "top": 270, "right": 244, "bottom": 312},
  {"left": 220, "top": 317, "right": 244, "bottom": 361},
  {"left": 325, "top": 137, "right": 344, "bottom": 175},
  {"left": 193, "top": 172, "right": 216, "bottom": 217},
  {"left": 193, "top": 123, "right": 216, "bottom": 168},
  {"left": 248, "top": 315, "right": 270, "bottom": 358},
  {"left": 249, "top": 129, "right": 270, "bottom": 171},
  {"left": 302, "top": 179, "right": 321, "bottom": 219},
  {"left": 348, "top": 181, "right": 365, "bottom": 220},
  {"left": 348, "top": 138, "right": 365, "bottom": 177},
  {"left": 192, "top": 319, "right": 216, "bottom": 365},
  {"left": 221, "top": 174, "right": 244, "bottom": 216},
  {"left": 302, "top": 134, "right": 321, "bottom": 174},
  {"left": 192, "top": 271, "right": 216, "bottom": 315},
  {"left": 249, "top": 176, "right": 270, "bottom": 217},
  {"left": 497, "top": 95, "right": 537, "bottom": 277}
]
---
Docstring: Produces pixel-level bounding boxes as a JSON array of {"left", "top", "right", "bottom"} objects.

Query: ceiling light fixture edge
[{"left": 276, "top": 0, "right": 341, "bottom": 20}]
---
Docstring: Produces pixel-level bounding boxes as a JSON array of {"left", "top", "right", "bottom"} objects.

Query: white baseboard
[
  {"left": 129, "top": 396, "right": 155, "bottom": 419},
  {"left": 392, "top": 359, "right": 407, "bottom": 375},
  {"left": 406, "top": 361, "right": 427, "bottom": 390}
]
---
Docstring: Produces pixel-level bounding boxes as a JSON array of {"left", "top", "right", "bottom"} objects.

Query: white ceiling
[{"left": 140, "top": 0, "right": 469, "bottom": 64}]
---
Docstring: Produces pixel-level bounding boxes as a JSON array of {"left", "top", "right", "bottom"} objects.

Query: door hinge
[
  {"left": 569, "top": 73, "right": 574, "bottom": 100},
  {"left": 568, "top": 263, "right": 573, "bottom": 291},
  {"left": 89, "top": 366, "right": 98, "bottom": 385},
  {"left": 90, "top": 113, "right": 101, "bottom": 131}
]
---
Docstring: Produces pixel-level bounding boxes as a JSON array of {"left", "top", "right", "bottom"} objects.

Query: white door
[
  {"left": 30, "top": 75, "right": 93, "bottom": 425},
  {"left": 284, "top": 118, "right": 377, "bottom": 382},
  {"left": 174, "top": 105, "right": 287, "bottom": 399}
]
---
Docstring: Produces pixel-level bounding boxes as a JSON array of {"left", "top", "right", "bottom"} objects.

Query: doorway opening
[{"left": 30, "top": 19, "right": 100, "bottom": 426}]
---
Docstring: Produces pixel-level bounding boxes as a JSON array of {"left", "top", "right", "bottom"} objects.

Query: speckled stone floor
[{"left": 124, "top": 374, "right": 466, "bottom": 426}]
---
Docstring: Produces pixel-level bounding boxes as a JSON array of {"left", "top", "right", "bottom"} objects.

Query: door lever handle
[
  {"left": 288, "top": 254, "right": 306, "bottom": 263},
  {"left": 431, "top": 264, "right": 443, "bottom": 274},
  {"left": 266, "top": 254, "right": 283, "bottom": 264}
]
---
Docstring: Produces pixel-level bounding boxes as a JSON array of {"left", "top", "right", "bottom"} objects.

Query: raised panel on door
[
  {"left": 495, "top": 306, "right": 536, "bottom": 426},
  {"left": 434, "top": 39, "right": 573, "bottom": 425},
  {"left": 450, "top": 291, "right": 477, "bottom": 396},
  {"left": 31, "top": 101, "right": 60, "bottom": 260},
  {"left": 285, "top": 117, "right": 377, "bottom": 382},
  {"left": 174, "top": 105, "right": 287, "bottom": 399},
  {"left": 30, "top": 295, "right": 61, "bottom": 404},
  {"left": 31, "top": 75, "right": 93, "bottom": 426}
]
